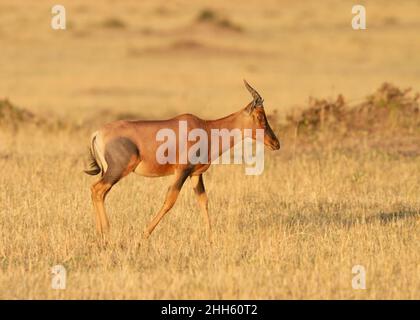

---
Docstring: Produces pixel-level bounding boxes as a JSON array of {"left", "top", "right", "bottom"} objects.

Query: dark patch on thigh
[
  {"left": 103, "top": 137, "right": 140, "bottom": 184},
  {"left": 193, "top": 175, "right": 205, "bottom": 194},
  {"left": 173, "top": 167, "right": 194, "bottom": 191}
]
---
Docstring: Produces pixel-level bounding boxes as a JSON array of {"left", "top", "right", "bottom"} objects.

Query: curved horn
[{"left": 243, "top": 79, "right": 263, "bottom": 106}]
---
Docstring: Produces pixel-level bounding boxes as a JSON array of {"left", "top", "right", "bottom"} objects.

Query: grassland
[{"left": 0, "top": 0, "right": 419, "bottom": 299}]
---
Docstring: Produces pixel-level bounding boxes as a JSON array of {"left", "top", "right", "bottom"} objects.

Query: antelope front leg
[
  {"left": 191, "top": 174, "right": 212, "bottom": 242},
  {"left": 143, "top": 169, "right": 190, "bottom": 239}
]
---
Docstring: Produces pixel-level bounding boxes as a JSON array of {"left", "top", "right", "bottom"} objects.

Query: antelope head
[{"left": 240, "top": 80, "right": 280, "bottom": 150}]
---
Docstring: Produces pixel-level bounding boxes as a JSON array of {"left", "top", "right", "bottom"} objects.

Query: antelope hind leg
[
  {"left": 191, "top": 174, "right": 212, "bottom": 242},
  {"left": 90, "top": 137, "right": 140, "bottom": 236}
]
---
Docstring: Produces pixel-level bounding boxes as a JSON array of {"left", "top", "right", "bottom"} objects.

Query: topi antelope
[{"left": 84, "top": 80, "right": 280, "bottom": 239}]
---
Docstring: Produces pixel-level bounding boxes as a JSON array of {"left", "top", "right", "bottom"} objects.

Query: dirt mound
[
  {"left": 0, "top": 99, "right": 150, "bottom": 133},
  {"left": 0, "top": 99, "right": 42, "bottom": 131},
  {"left": 133, "top": 8, "right": 244, "bottom": 40},
  {"left": 285, "top": 94, "right": 346, "bottom": 133},
  {"left": 284, "top": 83, "right": 420, "bottom": 134},
  {"left": 278, "top": 83, "right": 420, "bottom": 156},
  {"left": 128, "top": 39, "right": 265, "bottom": 58},
  {"left": 352, "top": 83, "right": 419, "bottom": 131},
  {"left": 195, "top": 8, "right": 243, "bottom": 33}
]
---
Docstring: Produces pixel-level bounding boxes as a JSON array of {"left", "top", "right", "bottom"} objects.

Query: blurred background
[{"left": 1, "top": 0, "right": 420, "bottom": 122}]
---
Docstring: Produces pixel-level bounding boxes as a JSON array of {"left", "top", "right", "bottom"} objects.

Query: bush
[{"left": 285, "top": 83, "right": 419, "bottom": 135}]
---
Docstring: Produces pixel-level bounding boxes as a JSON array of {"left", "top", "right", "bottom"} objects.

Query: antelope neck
[
  {"left": 205, "top": 109, "right": 246, "bottom": 158},
  {"left": 205, "top": 110, "right": 243, "bottom": 132}
]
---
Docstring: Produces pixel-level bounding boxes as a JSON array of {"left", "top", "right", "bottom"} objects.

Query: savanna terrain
[{"left": 0, "top": 0, "right": 419, "bottom": 299}]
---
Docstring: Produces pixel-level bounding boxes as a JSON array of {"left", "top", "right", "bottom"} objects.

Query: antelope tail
[{"left": 84, "top": 134, "right": 102, "bottom": 176}]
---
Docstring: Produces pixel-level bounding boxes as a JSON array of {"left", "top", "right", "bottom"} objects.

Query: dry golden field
[{"left": 0, "top": 0, "right": 419, "bottom": 299}]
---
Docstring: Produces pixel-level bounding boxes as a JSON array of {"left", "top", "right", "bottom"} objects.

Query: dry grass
[
  {"left": 0, "top": 127, "right": 418, "bottom": 299},
  {"left": 0, "top": 0, "right": 419, "bottom": 299}
]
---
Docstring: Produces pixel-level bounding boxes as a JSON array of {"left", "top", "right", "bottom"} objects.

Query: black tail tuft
[{"left": 84, "top": 147, "right": 101, "bottom": 175}]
